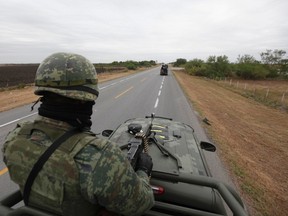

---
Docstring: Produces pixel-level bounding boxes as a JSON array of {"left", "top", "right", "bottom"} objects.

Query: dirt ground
[
  {"left": 173, "top": 71, "right": 288, "bottom": 216},
  {"left": 1, "top": 70, "right": 287, "bottom": 216}
]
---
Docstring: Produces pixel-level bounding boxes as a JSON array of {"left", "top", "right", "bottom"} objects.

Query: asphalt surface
[{"left": 0, "top": 67, "right": 236, "bottom": 206}]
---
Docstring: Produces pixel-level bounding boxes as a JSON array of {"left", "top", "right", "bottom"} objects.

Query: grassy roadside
[{"left": 173, "top": 70, "right": 288, "bottom": 216}]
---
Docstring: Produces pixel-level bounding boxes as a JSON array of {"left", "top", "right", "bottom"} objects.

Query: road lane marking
[
  {"left": 140, "top": 78, "right": 147, "bottom": 82},
  {"left": 154, "top": 77, "right": 166, "bottom": 109},
  {"left": 99, "top": 82, "right": 117, "bottom": 90},
  {"left": 115, "top": 86, "right": 134, "bottom": 99},
  {"left": 0, "top": 73, "right": 145, "bottom": 128},
  {"left": 99, "top": 74, "right": 142, "bottom": 90},
  {"left": 0, "top": 112, "right": 37, "bottom": 128},
  {"left": 0, "top": 167, "right": 8, "bottom": 176},
  {"left": 0, "top": 77, "right": 130, "bottom": 128},
  {"left": 154, "top": 98, "right": 159, "bottom": 108}
]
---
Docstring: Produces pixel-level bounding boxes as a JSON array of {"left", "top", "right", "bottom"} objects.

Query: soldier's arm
[
  {"left": 2, "top": 124, "right": 22, "bottom": 163},
  {"left": 75, "top": 141, "right": 154, "bottom": 216}
]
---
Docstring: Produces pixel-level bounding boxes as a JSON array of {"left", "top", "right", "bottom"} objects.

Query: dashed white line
[
  {"left": 154, "top": 77, "right": 166, "bottom": 109},
  {"left": 154, "top": 98, "right": 159, "bottom": 108}
]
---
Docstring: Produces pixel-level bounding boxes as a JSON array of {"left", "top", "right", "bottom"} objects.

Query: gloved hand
[{"left": 136, "top": 153, "right": 153, "bottom": 176}]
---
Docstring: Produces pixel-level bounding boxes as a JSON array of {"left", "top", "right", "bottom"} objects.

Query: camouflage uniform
[
  {"left": 2, "top": 116, "right": 154, "bottom": 216},
  {"left": 2, "top": 52, "right": 154, "bottom": 216}
]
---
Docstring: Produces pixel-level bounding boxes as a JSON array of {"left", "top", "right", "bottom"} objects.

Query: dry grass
[
  {"left": 173, "top": 70, "right": 288, "bottom": 216},
  {"left": 215, "top": 79, "right": 288, "bottom": 110}
]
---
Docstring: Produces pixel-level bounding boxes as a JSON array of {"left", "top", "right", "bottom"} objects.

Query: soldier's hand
[{"left": 136, "top": 153, "right": 153, "bottom": 176}]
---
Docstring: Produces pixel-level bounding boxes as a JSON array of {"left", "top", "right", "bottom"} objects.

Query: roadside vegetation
[
  {"left": 174, "top": 49, "right": 288, "bottom": 80},
  {"left": 174, "top": 49, "right": 288, "bottom": 112},
  {"left": 109, "top": 60, "right": 157, "bottom": 70},
  {"left": 173, "top": 49, "right": 288, "bottom": 216}
]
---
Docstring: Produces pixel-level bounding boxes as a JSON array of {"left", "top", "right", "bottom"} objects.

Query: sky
[{"left": 0, "top": 0, "right": 287, "bottom": 64}]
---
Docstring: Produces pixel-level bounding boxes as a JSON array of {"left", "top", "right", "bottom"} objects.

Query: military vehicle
[
  {"left": 160, "top": 64, "right": 168, "bottom": 75},
  {"left": 0, "top": 114, "right": 248, "bottom": 216}
]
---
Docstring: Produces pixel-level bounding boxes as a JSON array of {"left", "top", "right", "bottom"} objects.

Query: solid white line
[
  {"left": 0, "top": 75, "right": 146, "bottom": 128},
  {"left": 0, "top": 112, "right": 37, "bottom": 128},
  {"left": 99, "top": 75, "right": 139, "bottom": 90},
  {"left": 154, "top": 98, "right": 159, "bottom": 108},
  {"left": 99, "top": 82, "right": 116, "bottom": 90},
  {"left": 0, "top": 74, "right": 141, "bottom": 129}
]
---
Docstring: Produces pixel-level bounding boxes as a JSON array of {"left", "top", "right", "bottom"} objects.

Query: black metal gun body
[
  {"left": 126, "top": 114, "right": 154, "bottom": 169},
  {"left": 127, "top": 137, "right": 144, "bottom": 169}
]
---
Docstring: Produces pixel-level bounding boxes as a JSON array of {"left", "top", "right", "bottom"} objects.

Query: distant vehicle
[
  {"left": 160, "top": 64, "right": 168, "bottom": 75},
  {"left": 0, "top": 114, "right": 248, "bottom": 216}
]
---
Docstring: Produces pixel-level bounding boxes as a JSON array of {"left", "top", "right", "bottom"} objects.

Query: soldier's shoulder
[
  {"left": 75, "top": 135, "right": 121, "bottom": 159},
  {"left": 4, "top": 121, "right": 31, "bottom": 141},
  {"left": 83, "top": 135, "right": 112, "bottom": 150}
]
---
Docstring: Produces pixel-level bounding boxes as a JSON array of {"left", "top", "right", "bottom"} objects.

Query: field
[
  {"left": 1, "top": 68, "right": 287, "bottom": 216},
  {"left": 0, "top": 64, "right": 38, "bottom": 88},
  {"left": 0, "top": 64, "right": 127, "bottom": 88}
]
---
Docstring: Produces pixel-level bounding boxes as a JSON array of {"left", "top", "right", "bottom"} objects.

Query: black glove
[{"left": 136, "top": 153, "right": 153, "bottom": 176}]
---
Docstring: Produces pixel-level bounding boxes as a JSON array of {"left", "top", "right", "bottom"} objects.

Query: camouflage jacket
[{"left": 2, "top": 116, "right": 154, "bottom": 216}]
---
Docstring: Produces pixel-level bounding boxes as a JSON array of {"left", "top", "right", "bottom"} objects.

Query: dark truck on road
[
  {"left": 160, "top": 64, "right": 168, "bottom": 75},
  {"left": 0, "top": 114, "right": 248, "bottom": 216}
]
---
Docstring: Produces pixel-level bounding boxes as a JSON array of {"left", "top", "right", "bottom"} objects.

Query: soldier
[{"left": 2, "top": 52, "right": 154, "bottom": 216}]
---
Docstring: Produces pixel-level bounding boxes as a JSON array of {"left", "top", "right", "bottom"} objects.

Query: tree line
[
  {"left": 173, "top": 49, "right": 288, "bottom": 80},
  {"left": 98, "top": 60, "right": 157, "bottom": 70}
]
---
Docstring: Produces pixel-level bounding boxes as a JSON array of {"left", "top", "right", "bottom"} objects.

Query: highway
[{"left": 0, "top": 66, "right": 235, "bottom": 201}]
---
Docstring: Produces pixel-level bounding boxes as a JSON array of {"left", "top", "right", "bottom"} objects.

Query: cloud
[{"left": 0, "top": 0, "right": 287, "bottom": 63}]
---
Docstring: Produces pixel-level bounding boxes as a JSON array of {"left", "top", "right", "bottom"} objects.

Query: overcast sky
[{"left": 0, "top": 0, "right": 287, "bottom": 64}]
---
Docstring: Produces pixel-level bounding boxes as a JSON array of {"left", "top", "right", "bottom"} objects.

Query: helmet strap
[{"left": 31, "top": 97, "right": 41, "bottom": 111}]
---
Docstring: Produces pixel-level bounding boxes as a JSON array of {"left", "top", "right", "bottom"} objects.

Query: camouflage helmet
[{"left": 34, "top": 52, "right": 99, "bottom": 101}]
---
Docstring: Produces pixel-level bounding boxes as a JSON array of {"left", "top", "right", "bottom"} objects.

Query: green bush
[
  {"left": 126, "top": 62, "right": 137, "bottom": 70},
  {"left": 174, "top": 58, "right": 187, "bottom": 67},
  {"left": 185, "top": 59, "right": 206, "bottom": 76},
  {"left": 235, "top": 64, "right": 269, "bottom": 79}
]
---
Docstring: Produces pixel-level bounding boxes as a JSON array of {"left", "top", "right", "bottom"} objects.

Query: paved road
[{"left": 0, "top": 66, "right": 236, "bottom": 202}]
